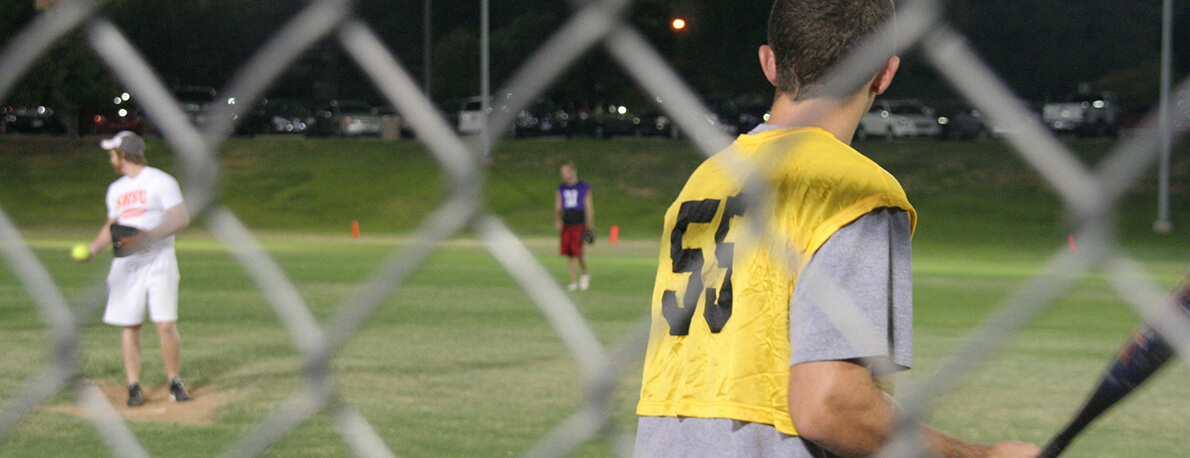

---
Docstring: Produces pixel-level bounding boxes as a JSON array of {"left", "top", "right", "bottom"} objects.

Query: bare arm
[
  {"left": 82, "top": 217, "right": 118, "bottom": 261},
  {"left": 788, "top": 360, "right": 1039, "bottom": 457},
  {"left": 583, "top": 190, "right": 594, "bottom": 229},
  {"left": 554, "top": 191, "right": 563, "bottom": 232},
  {"left": 144, "top": 202, "right": 190, "bottom": 241}
]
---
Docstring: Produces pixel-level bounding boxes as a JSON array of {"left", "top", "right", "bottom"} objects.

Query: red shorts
[{"left": 560, "top": 224, "right": 585, "bottom": 256}]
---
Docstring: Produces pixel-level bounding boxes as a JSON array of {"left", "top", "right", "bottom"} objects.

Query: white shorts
[{"left": 103, "top": 247, "right": 179, "bottom": 326}]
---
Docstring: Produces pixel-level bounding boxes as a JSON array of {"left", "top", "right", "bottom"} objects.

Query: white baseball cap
[{"left": 100, "top": 131, "right": 145, "bottom": 160}]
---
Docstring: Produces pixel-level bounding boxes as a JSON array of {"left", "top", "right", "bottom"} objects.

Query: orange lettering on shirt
[
  {"left": 120, "top": 208, "right": 146, "bottom": 218},
  {"left": 116, "top": 190, "right": 146, "bottom": 212}
]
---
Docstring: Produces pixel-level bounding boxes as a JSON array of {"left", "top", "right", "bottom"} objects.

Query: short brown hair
[{"left": 767, "top": 0, "right": 895, "bottom": 100}]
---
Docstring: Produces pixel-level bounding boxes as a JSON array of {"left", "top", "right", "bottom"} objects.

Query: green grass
[
  {"left": 1, "top": 135, "right": 1189, "bottom": 456},
  {"left": 0, "top": 135, "right": 705, "bottom": 237}
]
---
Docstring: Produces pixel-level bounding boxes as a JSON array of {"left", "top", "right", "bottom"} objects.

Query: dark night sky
[{"left": 4, "top": 0, "right": 1190, "bottom": 112}]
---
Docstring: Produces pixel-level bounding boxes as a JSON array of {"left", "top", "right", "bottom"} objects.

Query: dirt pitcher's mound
[{"left": 46, "top": 380, "right": 232, "bottom": 425}]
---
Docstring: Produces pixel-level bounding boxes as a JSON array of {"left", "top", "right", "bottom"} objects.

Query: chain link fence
[{"left": 2, "top": 0, "right": 1189, "bottom": 456}]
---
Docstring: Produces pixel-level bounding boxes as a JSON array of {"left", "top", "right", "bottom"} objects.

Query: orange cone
[{"left": 610, "top": 225, "right": 619, "bottom": 244}]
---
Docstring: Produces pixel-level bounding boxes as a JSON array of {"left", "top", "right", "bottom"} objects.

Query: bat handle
[{"left": 1038, "top": 435, "right": 1072, "bottom": 458}]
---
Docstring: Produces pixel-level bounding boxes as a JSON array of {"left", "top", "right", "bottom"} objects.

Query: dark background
[{"left": 3, "top": 0, "right": 1189, "bottom": 132}]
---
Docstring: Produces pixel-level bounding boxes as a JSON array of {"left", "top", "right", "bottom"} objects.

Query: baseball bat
[{"left": 1039, "top": 279, "right": 1190, "bottom": 457}]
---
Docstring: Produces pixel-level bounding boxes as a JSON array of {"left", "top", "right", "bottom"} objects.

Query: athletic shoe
[
  {"left": 169, "top": 377, "right": 191, "bottom": 402},
  {"left": 567, "top": 282, "right": 578, "bottom": 291},
  {"left": 127, "top": 383, "right": 144, "bottom": 407},
  {"left": 579, "top": 274, "right": 590, "bottom": 291}
]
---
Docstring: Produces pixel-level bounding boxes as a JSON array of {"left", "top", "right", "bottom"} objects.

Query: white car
[
  {"left": 457, "top": 93, "right": 514, "bottom": 135},
  {"left": 1041, "top": 92, "right": 1120, "bottom": 137},
  {"left": 315, "top": 100, "right": 383, "bottom": 137},
  {"left": 857, "top": 100, "right": 942, "bottom": 139},
  {"left": 457, "top": 96, "right": 488, "bottom": 135}
]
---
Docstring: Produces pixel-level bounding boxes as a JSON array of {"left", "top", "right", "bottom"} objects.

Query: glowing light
[
  {"left": 114, "top": 97, "right": 123, "bottom": 104},
  {"left": 617, "top": 106, "right": 627, "bottom": 115},
  {"left": 121, "top": 92, "right": 130, "bottom": 101},
  {"left": 118, "top": 108, "right": 128, "bottom": 117},
  {"left": 671, "top": 18, "right": 686, "bottom": 30}
]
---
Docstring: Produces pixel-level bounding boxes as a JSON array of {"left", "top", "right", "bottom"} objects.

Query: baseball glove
[
  {"left": 582, "top": 227, "right": 595, "bottom": 245},
  {"left": 110, "top": 223, "right": 146, "bottom": 257}
]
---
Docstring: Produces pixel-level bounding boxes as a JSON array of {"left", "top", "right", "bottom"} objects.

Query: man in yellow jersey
[{"left": 635, "top": 1, "right": 1041, "bottom": 456}]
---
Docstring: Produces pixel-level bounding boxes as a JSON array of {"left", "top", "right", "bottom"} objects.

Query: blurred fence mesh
[{"left": 2, "top": 0, "right": 1189, "bottom": 456}]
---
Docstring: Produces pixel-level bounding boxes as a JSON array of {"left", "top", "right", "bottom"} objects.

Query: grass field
[{"left": 1, "top": 135, "right": 1189, "bottom": 456}]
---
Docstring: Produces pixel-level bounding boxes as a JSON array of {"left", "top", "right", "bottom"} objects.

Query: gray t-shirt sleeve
[{"left": 789, "top": 208, "right": 912, "bottom": 373}]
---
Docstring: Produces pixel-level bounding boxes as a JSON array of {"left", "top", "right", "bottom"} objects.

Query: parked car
[
  {"left": 238, "top": 98, "right": 315, "bottom": 135},
  {"left": 702, "top": 97, "right": 742, "bottom": 136},
  {"left": 91, "top": 107, "right": 145, "bottom": 135},
  {"left": 889, "top": 100, "right": 942, "bottom": 137},
  {"left": 985, "top": 105, "right": 1043, "bottom": 139},
  {"left": 374, "top": 106, "right": 411, "bottom": 139},
  {"left": 638, "top": 107, "right": 735, "bottom": 139},
  {"left": 584, "top": 101, "right": 644, "bottom": 139},
  {"left": 857, "top": 99, "right": 941, "bottom": 139},
  {"left": 1041, "top": 91, "right": 1120, "bottom": 137},
  {"left": 932, "top": 101, "right": 986, "bottom": 140},
  {"left": 452, "top": 91, "right": 518, "bottom": 134},
  {"left": 635, "top": 96, "right": 738, "bottom": 139},
  {"left": 455, "top": 94, "right": 514, "bottom": 136},
  {"left": 858, "top": 100, "right": 912, "bottom": 139},
  {"left": 638, "top": 107, "right": 677, "bottom": 138},
  {"left": 733, "top": 102, "right": 770, "bottom": 134},
  {"left": 456, "top": 96, "right": 488, "bottom": 135},
  {"left": 173, "top": 86, "right": 218, "bottom": 127},
  {"left": 3, "top": 106, "right": 65, "bottom": 134},
  {"left": 514, "top": 99, "right": 570, "bottom": 137},
  {"left": 88, "top": 93, "right": 146, "bottom": 135},
  {"left": 1177, "top": 90, "right": 1190, "bottom": 136},
  {"left": 313, "top": 100, "right": 382, "bottom": 137}
]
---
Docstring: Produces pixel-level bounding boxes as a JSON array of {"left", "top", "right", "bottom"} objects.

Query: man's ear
[
  {"left": 759, "top": 45, "right": 779, "bottom": 86},
  {"left": 871, "top": 56, "right": 900, "bottom": 95}
]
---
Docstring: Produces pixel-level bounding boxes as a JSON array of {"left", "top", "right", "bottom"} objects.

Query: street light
[{"left": 671, "top": 18, "right": 687, "bottom": 31}]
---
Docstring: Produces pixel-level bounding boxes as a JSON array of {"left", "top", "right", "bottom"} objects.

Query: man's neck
[
  {"left": 763, "top": 91, "right": 871, "bottom": 144},
  {"left": 122, "top": 163, "right": 146, "bottom": 179}
]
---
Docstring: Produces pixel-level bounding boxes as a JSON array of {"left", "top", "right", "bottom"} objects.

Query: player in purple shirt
[{"left": 554, "top": 163, "right": 594, "bottom": 291}]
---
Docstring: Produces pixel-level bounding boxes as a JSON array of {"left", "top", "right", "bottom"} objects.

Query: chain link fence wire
[{"left": 2, "top": 0, "right": 1190, "bottom": 456}]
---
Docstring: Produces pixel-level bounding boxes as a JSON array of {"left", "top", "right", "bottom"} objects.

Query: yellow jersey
[{"left": 637, "top": 127, "right": 916, "bottom": 436}]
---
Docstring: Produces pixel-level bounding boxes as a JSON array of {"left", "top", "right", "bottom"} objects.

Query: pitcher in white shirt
[{"left": 78, "top": 131, "right": 192, "bottom": 407}]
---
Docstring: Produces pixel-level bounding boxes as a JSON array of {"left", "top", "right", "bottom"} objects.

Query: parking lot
[{"left": 9, "top": 89, "right": 1168, "bottom": 142}]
